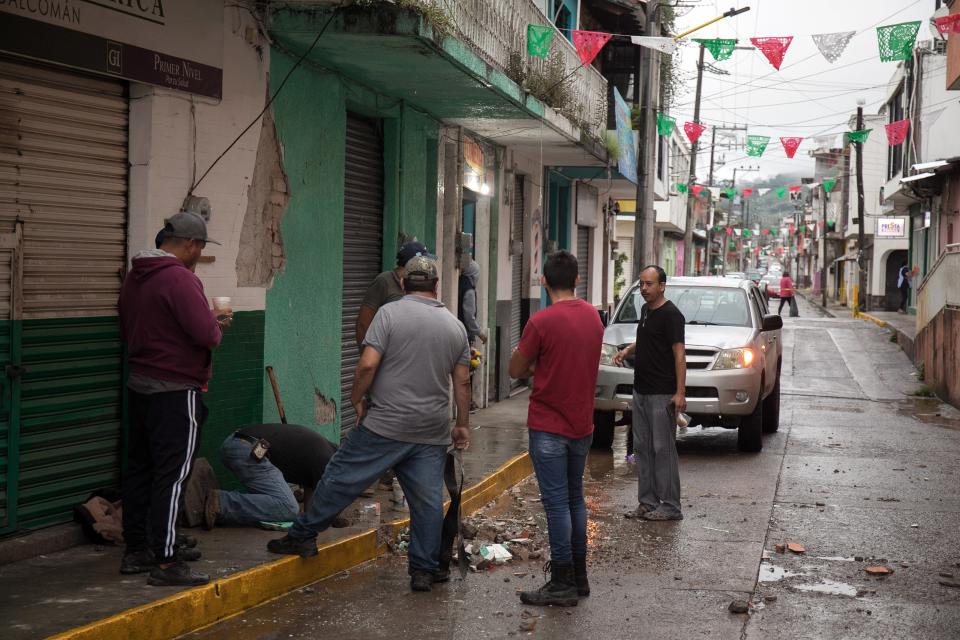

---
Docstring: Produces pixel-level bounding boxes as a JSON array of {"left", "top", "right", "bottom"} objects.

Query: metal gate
[
  {"left": 576, "top": 225, "right": 590, "bottom": 300},
  {"left": 510, "top": 175, "right": 524, "bottom": 351},
  {"left": 0, "top": 59, "right": 127, "bottom": 532},
  {"left": 340, "top": 113, "right": 384, "bottom": 435}
]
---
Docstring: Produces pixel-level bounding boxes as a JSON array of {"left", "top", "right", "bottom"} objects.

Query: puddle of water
[
  {"left": 793, "top": 579, "right": 858, "bottom": 597},
  {"left": 759, "top": 565, "right": 804, "bottom": 582},
  {"left": 813, "top": 556, "right": 856, "bottom": 562}
]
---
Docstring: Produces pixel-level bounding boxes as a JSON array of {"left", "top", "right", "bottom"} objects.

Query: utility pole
[
  {"left": 821, "top": 185, "right": 829, "bottom": 309},
  {"left": 682, "top": 43, "right": 705, "bottom": 276},
  {"left": 632, "top": 0, "right": 659, "bottom": 280},
  {"left": 634, "top": 4, "right": 750, "bottom": 280},
  {"left": 855, "top": 101, "right": 866, "bottom": 313},
  {"left": 706, "top": 124, "right": 747, "bottom": 276}
]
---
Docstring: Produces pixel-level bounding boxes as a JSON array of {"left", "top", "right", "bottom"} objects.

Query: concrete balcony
[
  {"left": 443, "top": 0, "right": 607, "bottom": 135},
  {"left": 267, "top": 1, "right": 608, "bottom": 163}
]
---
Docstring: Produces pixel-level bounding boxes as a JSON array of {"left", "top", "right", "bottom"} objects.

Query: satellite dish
[{"left": 931, "top": 4, "right": 949, "bottom": 40}]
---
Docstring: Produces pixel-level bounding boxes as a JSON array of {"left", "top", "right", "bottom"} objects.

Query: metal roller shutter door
[
  {"left": 0, "top": 58, "right": 127, "bottom": 530},
  {"left": 576, "top": 225, "right": 589, "bottom": 299},
  {"left": 510, "top": 175, "right": 524, "bottom": 351},
  {"left": 340, "top": 113, "right": 384, "bottom": 436}
]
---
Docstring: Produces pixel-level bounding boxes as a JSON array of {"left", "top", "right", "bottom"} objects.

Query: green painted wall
[
  {"left": 200, "top": 311, "right": 265, "bottom": 488},
  {"left": 265, "top": 38, "right": 439, "bottom": 442}
]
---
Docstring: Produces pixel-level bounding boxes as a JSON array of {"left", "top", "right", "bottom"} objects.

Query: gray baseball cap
[
  {"left": 404, "top": 255, "right": 439, "bottom": 281},
  {"left": 164, "top": 211, "right": 221, "bottom": 245}
]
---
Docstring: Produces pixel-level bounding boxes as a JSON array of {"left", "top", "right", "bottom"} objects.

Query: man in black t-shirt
[
  {"left": 613, "top": 265, "right": 686, "bottom": 521},
  {"left": 184, "top": 424, "right": 341, "bottom": 528}
]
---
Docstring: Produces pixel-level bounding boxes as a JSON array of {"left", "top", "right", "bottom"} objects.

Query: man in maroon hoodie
[{"left": 118, "top": 212, "right": 226, "bottom": 586}]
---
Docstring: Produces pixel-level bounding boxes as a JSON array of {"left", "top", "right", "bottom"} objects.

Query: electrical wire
[{"left": 190, "top": 4, "right": 343, "bottom": 193}]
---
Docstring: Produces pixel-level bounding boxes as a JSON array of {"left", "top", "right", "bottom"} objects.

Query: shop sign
[{"left": 0, "top": 0, "right": 224, "bottom": 98}]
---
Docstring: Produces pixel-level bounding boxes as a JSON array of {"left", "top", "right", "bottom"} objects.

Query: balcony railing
[{"left": 438, "top": 0, "right": 608, "bottom": 136}]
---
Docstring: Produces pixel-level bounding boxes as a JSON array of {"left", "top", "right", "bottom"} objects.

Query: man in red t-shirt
[{"left": 509, "top": 251, "right": 603, "bottom": 607}]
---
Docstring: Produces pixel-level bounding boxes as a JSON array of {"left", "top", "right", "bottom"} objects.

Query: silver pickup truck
[{"left": 594, "top": 276, "right": 783, "bottom": 452}]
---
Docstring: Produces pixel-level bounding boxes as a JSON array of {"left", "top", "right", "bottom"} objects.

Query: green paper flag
[
  {"left": 692, "top": 38, "right": 737, "bottom": 61},
  {"left": 746, "top": 135, "right": 771, "bottom": 157},
  {"left": 527, "top": 25, "right": 555, "bottom": 59},
  {"left": 877, "top": 21, "right": 921, "bottom": 62},
  {"left": 823, "top": 178, "right": 837, "bottom": 193},
  {"left": 800, "top": 225, "right": 807, "bottom": 233},
  {"left": 743, "top": 229, "right": 752, "bottom": 238},
  {"left": 676, "top": 182, "right": 688, "bottom": 193},
  {"left": 724, "top": 187, "right": 736, "bottom": 199},
  {"left": 776, "top": 187, "right": 787, "bottom": 199},
  {"left": 657, "top": 112, "right": 676, "bottom": 136},
  {"left": 846, "top": 129, "right": 872, "bottom": 144}
]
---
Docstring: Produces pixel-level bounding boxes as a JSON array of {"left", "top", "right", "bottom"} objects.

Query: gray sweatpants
[{"left": 631, "top": 393, "right": 681, "bottom": 515}]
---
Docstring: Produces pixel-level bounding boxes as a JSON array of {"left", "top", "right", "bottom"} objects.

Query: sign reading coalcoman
[{"left": 0, "top": 0, "right": 224, "bottom": 98}]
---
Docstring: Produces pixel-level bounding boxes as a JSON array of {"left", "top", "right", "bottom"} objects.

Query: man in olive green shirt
[{"left": 355, "top": 241, "right": 432, "bottom": 345}]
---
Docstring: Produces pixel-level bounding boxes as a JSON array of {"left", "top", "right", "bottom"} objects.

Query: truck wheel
[
  {"left": 737, "top": 394, "right": 764, "bottom": 452},
  {"left": 591, "top": 411, "right": 616, "bottom": 450},
  {"left": 762, "top": 369, "right": 781, "bottom": 433}
]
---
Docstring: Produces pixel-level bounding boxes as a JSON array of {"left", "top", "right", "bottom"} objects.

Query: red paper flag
[
  {"left": 788, "top": 185, "right": 802, "bottom": 192},
  {"left": 789, "top": 225, "right": 796, "bottom": 234},
  {"left": 725, "top": 226, "right": 733, "bottom": 235},
  {"left": 780, "top": 137, "right": 803, "bottom": 159},
  {"left": 885, "top": 118, "right": 910, "bottom": 145},
  {"left": 692, "top": 185, "right": 704, "bottom": 197},
  {"left": 750, "top": 37, "right": 794, "bottom": 70},
  {"left": 683, "top": 121, "right": 707, "bottom": 144},
  {"left": 742, "top": 188, "right": 754, "bottom": 197},
  {"left": 572, "top": 30, "right": 613, "bottom": 65},
  {"left": 761, "top": 229, "right": 770, "bottom": 235},
  {"left": 935, "top": 14, "right": 960, "bottom": 34}
]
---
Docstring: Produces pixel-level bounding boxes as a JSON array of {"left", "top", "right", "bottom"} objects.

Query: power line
[{"left": 191, "top": 5, "right": 342, "bottom": 192}]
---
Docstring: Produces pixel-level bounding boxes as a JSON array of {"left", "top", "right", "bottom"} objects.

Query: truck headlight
[
  {"left": 600, "top": 343, "right": 620, "bottom": 366},
  {"left": 713, "top": 348, "right": 755, "bottom": 370}
]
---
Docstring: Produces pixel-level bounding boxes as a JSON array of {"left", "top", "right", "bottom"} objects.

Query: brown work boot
[{"left": 182, "top": 459, "right": 218, "bottom": 528}]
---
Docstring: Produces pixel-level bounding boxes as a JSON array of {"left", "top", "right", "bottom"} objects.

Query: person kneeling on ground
[
  {"left": 266, "top": 254, "right": 471, "bottom": 593},
  {"left": 181, "top": 424, "right": 348, "bottom": 529},
  {"left": 509, "top": 250, "right": 604, "bottom": 607}
]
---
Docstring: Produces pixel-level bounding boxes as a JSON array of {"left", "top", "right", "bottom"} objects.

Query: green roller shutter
[{"left": 0, "top": 58, "right": 127, "bottom": 532}]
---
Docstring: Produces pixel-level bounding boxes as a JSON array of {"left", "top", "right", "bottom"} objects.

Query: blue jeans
[
  {"left": 217, "top": 435, "right": 300, "bottom": 526},
  {"left": 289, "top": 426, "right": 447, "bottom": 573},
  {"left": 527, "top": 429, "right": 591, "bottom": 563}
]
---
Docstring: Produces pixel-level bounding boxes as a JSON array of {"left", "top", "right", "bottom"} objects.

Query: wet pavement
[
  {"left": 0, "top": 394, "right": 532, "bottom": 640},
  {"left": 185, "top": 296, "right": 960, "bottom": 639}
]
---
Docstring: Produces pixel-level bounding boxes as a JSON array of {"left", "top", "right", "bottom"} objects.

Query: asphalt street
[{"left": 187, "top": 296, "right": 960, "bottom": 640}]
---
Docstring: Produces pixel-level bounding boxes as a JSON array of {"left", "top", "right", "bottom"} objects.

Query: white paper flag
[
  {"left": 811, "top": 31, "right": 856, "bottom": 64},
  {"left": 631, "top": 36, "right": 678, "bottom": 55}
]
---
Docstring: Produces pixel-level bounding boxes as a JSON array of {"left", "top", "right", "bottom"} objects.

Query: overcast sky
[{"left": 669, "top": 0, "right": 938, "bottom": 183}]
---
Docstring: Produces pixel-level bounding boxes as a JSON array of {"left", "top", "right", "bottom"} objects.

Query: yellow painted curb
[
  {"left": 859, "top": 312, "right": 888, "bottom": 329},
  {"left": 48, "top": 452, "right": 533, "bottom": 640}
]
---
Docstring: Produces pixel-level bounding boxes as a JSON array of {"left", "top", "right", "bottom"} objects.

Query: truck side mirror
[{"left": 762, "top": 314, "right": 783, "bottom": 331}]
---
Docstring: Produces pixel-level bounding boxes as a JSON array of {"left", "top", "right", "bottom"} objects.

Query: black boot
[
  {"left": 573, "top": 555, "right": 590, "bottom": 596},
  {"left": 519, "top": 561, "right": 579, "bottom": 607}
]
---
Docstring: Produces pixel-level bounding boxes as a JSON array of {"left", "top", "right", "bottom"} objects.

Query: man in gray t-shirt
[
  {"left": 363, "top": 295, "right": 470, "bottom": 444},
  {"left": 268, "top": 255, "right": 472, "bottom": 594}
]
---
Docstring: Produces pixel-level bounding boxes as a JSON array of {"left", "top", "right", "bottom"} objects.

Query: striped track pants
[{"left": 122, "top": 388, "right": 207, "bottom": 562}]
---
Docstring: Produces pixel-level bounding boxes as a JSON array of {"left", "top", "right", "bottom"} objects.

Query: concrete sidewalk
[
  {"left": 798, "top": 290, "right": 919, "bottom": 364},
  {"left": 0, "top": 392, "right": 534, "bottom": 640}
]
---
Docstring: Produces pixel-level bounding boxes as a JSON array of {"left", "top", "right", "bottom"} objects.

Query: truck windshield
[{"left": 615, "top": 286, "right": 752, "bottom": 327}]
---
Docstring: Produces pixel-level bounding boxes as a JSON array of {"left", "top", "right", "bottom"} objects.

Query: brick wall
[{"left": 916, "top": 306, "right": 960, "bottom": 410}]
